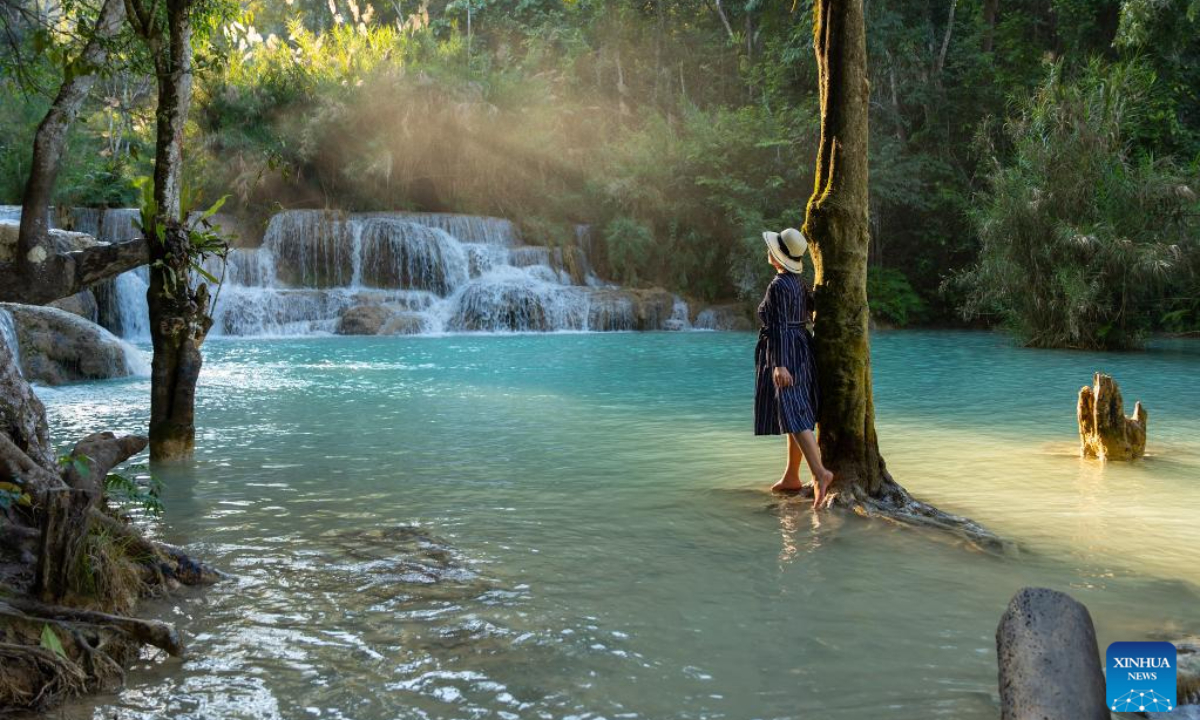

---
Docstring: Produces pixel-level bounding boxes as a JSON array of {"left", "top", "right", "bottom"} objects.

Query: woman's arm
[{"left": 764, "top": 280, "right": 797, "bottom": 386}]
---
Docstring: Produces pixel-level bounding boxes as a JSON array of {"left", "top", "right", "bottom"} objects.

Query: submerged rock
[
  {"left": 996, "top": 587, "right": 1108, "bottom": 720},
  {"left": 0, "top": 303, "right": 145, "bottom": 385}
]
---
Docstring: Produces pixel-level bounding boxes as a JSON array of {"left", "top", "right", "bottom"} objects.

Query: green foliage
[
  {"left": 1, "top": 0, "right": 1197, "bottom": 338},
  {"left": 39, "top": 624, "right": 67, "bottom": 659},
  {"left": 867, "top": 267, "right": 927, "bottom": 327},
  {"left": 958, "top": 59, "right": 1200, "bottom": 349},
  {"left": 603, "top": 217, "right": 655, "bottom": 286},
  {"left": 104, "top": 468, "right": 164, "bottom": 518}
]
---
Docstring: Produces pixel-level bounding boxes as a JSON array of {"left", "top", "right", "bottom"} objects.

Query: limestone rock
[
  {"left": 335, "top": 304, "right": 427, "bottom": 335},
  {"left": 1078, "top": 372, "right": 1147, "bottom": 460},
  {"left": 0, "top": 308, "right": 54, "bottom": 468},
  {"left": 336, "top": 304, "right": 391, "bottom": 335},
  {"left": 996, "top": 587, "right": 1108, "bottom": 720},
  {"left": 693, "top": 303, "right": 753, "bottom": 331},
  {"left": 0, "top": 303, "right": 141, "bottom": 386},
  {"left": 49, "top": 290, "right": 99, "bottom": 323},
  {"left": 380, "top": 312, "right": 425, "bottom": 335}
]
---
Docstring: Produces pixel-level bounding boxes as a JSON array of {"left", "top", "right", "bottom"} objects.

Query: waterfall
[
  {"left": 0, "top": 307, "right": 20, "bottom": 374},
  {"left": 74, "top": 208, "right": 695, "bottom": 338}
]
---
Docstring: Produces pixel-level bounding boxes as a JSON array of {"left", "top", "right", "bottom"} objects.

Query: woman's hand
[{"left": 772, "top": 367, "right": 794, "bottom": 389}]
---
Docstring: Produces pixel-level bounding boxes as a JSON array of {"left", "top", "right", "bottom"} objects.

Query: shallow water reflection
[{"left": 40, "top": 331, "right": 1200, "bottom": 720}]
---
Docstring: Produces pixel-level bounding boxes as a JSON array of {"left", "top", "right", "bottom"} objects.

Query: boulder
[
  {"left": 335, "top": 304, "right": 427, "bottom": 336},
  {"left": 336, "top": 304, "right": 391, "bottom": 335},
  {"left": 0, "top": 308, "right": 54, "bottom": 467},
  {"left": 693, "top": 303, "right": 754, "bottom": 331},
  {"left": 586, "top": 288, "right": 676, "bottom": 331},
  {"left": 49, "top": 290, "right": 99, "bottom": 323},
  {"left": 0, "top": 303, "right": 143, "bottom": 386},
  {"left": 381, "top": 312, "right": 426, "bottom": 335},
  {"left": 996, "top": 587, "right": 1108, "bottom": 720}
]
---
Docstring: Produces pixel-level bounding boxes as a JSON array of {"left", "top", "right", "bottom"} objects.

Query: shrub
[
  {"left": 958, "top": 59, "right": 1200, "bottom": 349},
  {"left": 868, "top": 267, "right": 926, "bottom": 326}
]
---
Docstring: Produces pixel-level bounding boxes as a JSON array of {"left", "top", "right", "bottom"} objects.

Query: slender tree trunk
[
  {"left": 16, "top": 0, "right": 126, "bottom": 281},
  {"left": 144, "top": 0, "right": 212, "bottom": 461},
  {"left": 982, "top": 0, "right": 998, "bottom": 53},
  {"left": 803, "top": 0, "right": 890, "bottom": 501}
]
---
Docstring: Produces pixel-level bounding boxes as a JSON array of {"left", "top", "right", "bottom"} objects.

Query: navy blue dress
[{"left": 754, "top": 272, "right": 819, "bottom": 435}]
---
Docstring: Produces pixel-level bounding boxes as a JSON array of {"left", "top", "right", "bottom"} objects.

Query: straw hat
[{"left": 762, "top": 227, "right": 808, "bottom": 273}]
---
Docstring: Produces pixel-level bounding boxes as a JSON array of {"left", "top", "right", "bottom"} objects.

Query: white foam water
[
  {"left": 0, "top": 307, "right": 20, "bottom": 373},
  {"left": 13, "top": 206, "right": 690, "bottom": 339}
]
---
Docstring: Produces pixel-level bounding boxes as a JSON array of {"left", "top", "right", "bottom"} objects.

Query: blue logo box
[{"left": 1107, "top": 641, "right": 1177, "bottom": 713}]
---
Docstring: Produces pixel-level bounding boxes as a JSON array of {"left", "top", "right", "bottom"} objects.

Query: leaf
[
  {"left": 40, "top": 625, "right": 67, "bottom": 659},
  {"left": 198, "top": 194, "right": 229, "bottom": 222},
  {"left": 0, "top": 482, "right": 22, "bottom": 494},
  {"left": 190, "top": 261, "right": 220, "bottom": 285}
]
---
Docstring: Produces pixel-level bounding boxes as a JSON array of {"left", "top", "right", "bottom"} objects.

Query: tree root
[{"left": 838, "top": 475, "right": 1014, "bottom": 554}]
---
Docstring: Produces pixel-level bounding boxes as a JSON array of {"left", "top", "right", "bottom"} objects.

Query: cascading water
[
  {"left": 83, "top": 209, "right": 694, "bottom": 339},
  {"left": 0, "top": 307, "right": 20, "bottom": 374}
]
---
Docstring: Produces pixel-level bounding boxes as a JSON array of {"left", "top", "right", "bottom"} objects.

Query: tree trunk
[
  {"left": 803, "top": 0, "right": 890, "bottom": 502},
  {"left": 145, "top": 0, "right": 212, "bottom": 461},
  {"left": 982, "top": 0, "right": 998, "bottom": 54},
  {"left": 17, "top": 0, "right": 126, "bottom": 280}
]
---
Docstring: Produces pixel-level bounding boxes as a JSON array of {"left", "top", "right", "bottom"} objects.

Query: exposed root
[
  {"left": 833, "top": 474, "right": 1014, "bottom": 555},
  {"left": 0, "top": 641, "right": 88, "bottom": 712}
]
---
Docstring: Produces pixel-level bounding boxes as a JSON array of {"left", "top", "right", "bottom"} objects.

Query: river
[{"left": 40, "top": 330, "right": 1200, "bottom": 719}]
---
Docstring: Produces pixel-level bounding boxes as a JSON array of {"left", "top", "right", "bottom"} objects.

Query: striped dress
[{"left": 754, "top": 272, "right": 819, "bottom": 435}]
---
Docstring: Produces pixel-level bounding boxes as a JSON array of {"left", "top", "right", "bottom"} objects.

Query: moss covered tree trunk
[
  {"left": 802, "top": 0, "right": 890, "bottom": 502},
  {"left": 131, "top": 0, "right": 213, "bottom": 460},
  {"left": 17, "top": 0, "right": 126, "bottom": 278}
]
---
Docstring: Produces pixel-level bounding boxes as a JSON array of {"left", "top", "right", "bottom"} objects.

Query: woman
[{"left": 754, "top": 227, "right": 834, "bottom": 508}]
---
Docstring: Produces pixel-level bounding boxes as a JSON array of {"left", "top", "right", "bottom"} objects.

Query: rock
[
  {"left": 1078, "top": 372, "right": 1147, "bottom": 460},
  {"left": 583, "top": 288, "right": 678, "bottom": 331},
  {"left": 48, "top": 290, "right": 99, "bottom": 323},
  {"left": 0, "top": 222, "right": 102, "bottom": 264},
  {"left": 694, "top": 303, "right": 753, "bottom": 331},
  {"left": 0, "top": 303, "right": 143, "bottom": 386},
  {"left": 996, "top": 587, "right": 1108, "bottom": 720},
  {"left": 380, "top": 312, "right": 426, "bottom": 335},
  {"left": 630, "top": 288, "right": 677, "bottom": 330},
  {"left": 335, "top": 304, "right": 427, "bottom": 335},
  {"left": 0, "top": 308, "right": 54, "bottom": 468},
  {"left": 336, "top": 304, "right": 391, "bottom": 335}
]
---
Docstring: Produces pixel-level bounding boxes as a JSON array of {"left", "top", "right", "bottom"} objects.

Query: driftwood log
[{"left": 1078, "top": 372, "right": 1147, "bottom": 460}]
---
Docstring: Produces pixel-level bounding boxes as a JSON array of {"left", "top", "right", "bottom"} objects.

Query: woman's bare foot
[
  {"left": 771, "top": 476, "right": 805, "bottom": 493},
  {"left": 811, "top": 469, "right": 834, "bottom": 508}
]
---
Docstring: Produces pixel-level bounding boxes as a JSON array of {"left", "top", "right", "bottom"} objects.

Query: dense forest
[{"left": 1, "top": 0, "right": 1198, "bottom": 347}]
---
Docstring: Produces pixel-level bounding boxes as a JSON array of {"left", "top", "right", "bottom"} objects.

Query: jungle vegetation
[{"left": 1, "top": 0, "right": 1197, "bottom": 347}]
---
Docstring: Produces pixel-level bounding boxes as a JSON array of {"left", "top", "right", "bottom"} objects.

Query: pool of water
[{"left": 40, "top": 330, "right": 1200, "bottom": 720}]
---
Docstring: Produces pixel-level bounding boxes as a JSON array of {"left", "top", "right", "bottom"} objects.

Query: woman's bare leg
[
  {"left": 771, "top": 435, "right": 805, "bottom": 492},
  {"left": 793, "top": 430, "right": 834, "bottom": 507}
]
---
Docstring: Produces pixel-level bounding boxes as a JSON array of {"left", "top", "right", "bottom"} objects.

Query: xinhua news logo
[{"left": 1107, "top": 641, "right": 1177, "bottom": 713}]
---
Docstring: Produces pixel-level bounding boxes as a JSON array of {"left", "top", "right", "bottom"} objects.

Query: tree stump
[{"left": 1078, "top": 373, "right": 1147, "bottom": 460}]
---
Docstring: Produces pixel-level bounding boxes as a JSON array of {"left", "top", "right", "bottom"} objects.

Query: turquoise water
[{"left": 40, "top": 330, "right": 1200, "bottom": 720}]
